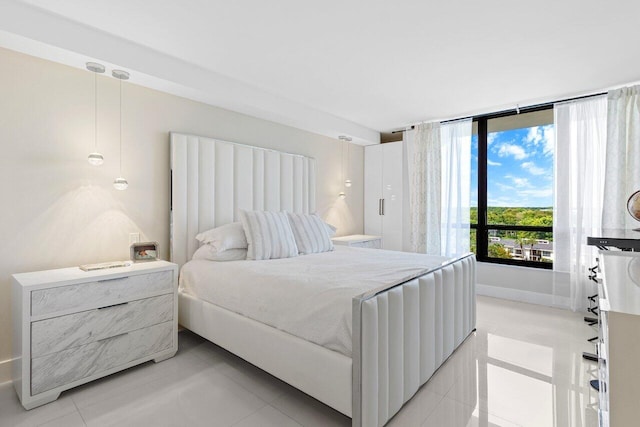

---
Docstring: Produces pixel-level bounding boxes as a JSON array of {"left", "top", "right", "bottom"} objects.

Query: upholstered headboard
[{"left": 170, "top": 132, "right": 317, "bottom": 266}]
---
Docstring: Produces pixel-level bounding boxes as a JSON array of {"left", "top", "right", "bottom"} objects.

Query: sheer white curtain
[
  {"left": 602, "top": 86, "right": 640, "bottom": 229},
  {"left": 406, "top": 122, "right": 441, "bottom": 254},
  {"left": 554, "top": 96, "right": 607, "bottom": 312},
  {"left": 440, "top": 119, "right": 472, "bottom": 257}
]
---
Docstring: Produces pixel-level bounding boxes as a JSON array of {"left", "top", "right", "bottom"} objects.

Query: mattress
[{"left": 179, "top": 246, "right": 449, "bottom": 357}]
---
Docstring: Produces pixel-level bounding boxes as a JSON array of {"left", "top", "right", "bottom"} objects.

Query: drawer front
[
  {"left": 31, "top": 294, "right": 174, "bottom": 358},
  {"left": 31, "top": 270, "right": 173, "bottom": 317},
  {"left": 31, "top": 321, "right": 173, "bottom": 395},
  {"left": 353, "top": 239, "right": 381, "bottom": 249}
]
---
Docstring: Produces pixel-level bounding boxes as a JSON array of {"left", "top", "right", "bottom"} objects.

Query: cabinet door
[
  {"left": 364, "top": 145, "right": 383, "bottom": 238},
  {"left": 382, "top": 142, "right": 403, "bottom": 251}
]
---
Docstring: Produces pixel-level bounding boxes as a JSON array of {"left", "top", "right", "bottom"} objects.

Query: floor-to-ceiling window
[{"left": 470, "top": 106, "right": 554, "bottom": 269}]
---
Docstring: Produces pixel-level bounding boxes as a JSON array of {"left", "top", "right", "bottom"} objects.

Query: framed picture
[{"left": 130, "top": 242, "right": 159, "bottom": 262}]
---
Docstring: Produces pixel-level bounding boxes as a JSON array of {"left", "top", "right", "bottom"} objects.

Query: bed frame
[{"left": 170, "top": 132, "right": 476, "bottom": 426}]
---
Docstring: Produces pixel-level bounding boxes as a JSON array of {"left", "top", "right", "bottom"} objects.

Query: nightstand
[
  {"left": 332, "top": 234, "right": 382, "bottom": 249},
  {"left": 12, "top": 260, "right": 178, "bottom": 410}
]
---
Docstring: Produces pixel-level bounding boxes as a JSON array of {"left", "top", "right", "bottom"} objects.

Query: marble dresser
[{"left": 12, "top": 260, "right": 178, "bottom": 410}]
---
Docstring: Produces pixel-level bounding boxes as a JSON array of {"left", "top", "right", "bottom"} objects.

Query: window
[{"left": 470, "top": 106, "right": 553, "bottom": 269}]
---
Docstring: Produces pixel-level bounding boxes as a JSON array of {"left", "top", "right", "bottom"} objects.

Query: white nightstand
[
  {"left": 12, "top": 260, "right": 178, "bottom": 410},
  {"left": 332, "top": 234, "right": 382, "bottom": 249}
]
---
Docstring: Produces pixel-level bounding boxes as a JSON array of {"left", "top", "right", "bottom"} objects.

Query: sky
[{"left": 471, "top": 125, "right": 554, "bottom": 208}]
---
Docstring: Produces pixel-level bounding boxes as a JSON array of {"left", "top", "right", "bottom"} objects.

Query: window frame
[{"left": 472, "top": 105, "right": 554, "bottom": 270}]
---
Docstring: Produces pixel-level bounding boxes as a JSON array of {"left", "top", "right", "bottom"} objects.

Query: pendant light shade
[
  {"left": 113, "top": 177, "right": 129, "bottom": 190},
  {"left": 112, "top": 69, "right": 130, "bottom": 190},
  {"left": 86, "top": 62, "right": 105, "bottom": 166}
]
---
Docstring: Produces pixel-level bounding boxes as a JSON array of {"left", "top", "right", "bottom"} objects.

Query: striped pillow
[
  {"left": 239, "top": 210, "right": 299, "bottom": 260},
  {"left": 287, "top": 212, "right": 334, "bottom": 254}
]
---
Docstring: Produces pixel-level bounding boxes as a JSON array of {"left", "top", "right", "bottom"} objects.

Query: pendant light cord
[
  {"left": 119, "top": 77, "right": 122, "bottom": 175},
  {"left": 94, "top": 71, "right": 98, "bottom": 151}
]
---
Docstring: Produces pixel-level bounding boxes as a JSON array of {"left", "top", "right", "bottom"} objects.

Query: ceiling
[{"left": 2, "top": 0, "right": 640, "bottom": 144}]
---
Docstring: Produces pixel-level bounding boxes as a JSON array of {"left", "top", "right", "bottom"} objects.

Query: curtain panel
[
  {"left": 554, "top": 96, "right": 607, "bottom": 311},
  {"left": 602, "top": 85, "right": 640, "bottom": 229}
]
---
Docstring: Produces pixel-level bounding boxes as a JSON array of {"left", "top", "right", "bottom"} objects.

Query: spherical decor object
[
  {"left": 87, "top": 152, "right": 104, "bottom": 166},
  {"left": 628, "top": 190, "right": 640, "bottom": 230},
  {"left": 113, "top": 177, "right": 129, "bottom": 190}
]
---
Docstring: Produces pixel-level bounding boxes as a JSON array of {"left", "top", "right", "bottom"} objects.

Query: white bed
[{"left": 171, "top": 132, "right": 476, "bottom": 427}]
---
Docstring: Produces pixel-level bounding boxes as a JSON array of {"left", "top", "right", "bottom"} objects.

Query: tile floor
[{"left": 0, "top": 296, "right": 599, "bottom": 427}]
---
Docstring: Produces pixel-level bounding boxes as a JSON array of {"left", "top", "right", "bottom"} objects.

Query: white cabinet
[
  {"left": 364, "top": 141, "right": 403, "bottom": 251},
  {"left": 597, "top": 251, "right": 640, "bottom": 427},
  {"left": 12, "top": 261, "right": 178, "bottom": 410}
]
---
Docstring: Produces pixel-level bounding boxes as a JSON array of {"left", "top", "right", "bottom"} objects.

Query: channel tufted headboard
[{"left": 170, "top": 132, "right": 316, "bottom": 267}]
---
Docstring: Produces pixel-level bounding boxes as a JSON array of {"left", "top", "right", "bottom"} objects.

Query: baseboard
[
  {"left": 0, "top": 358, "right": 12, "bottom": 385},
  {"left": 477, "top": 283, "right": 571, "bottom": 310}
]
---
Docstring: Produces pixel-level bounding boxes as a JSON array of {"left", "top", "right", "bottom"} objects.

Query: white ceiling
[{"left": 3, "top": 0, "right": 640, "bottom": 144}]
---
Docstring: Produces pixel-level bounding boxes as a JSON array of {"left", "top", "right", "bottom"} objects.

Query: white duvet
[{"left": 179, "top": 246, "right": 450, "bottom": 357}]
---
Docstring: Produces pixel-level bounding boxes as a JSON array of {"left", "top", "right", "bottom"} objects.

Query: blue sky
[{"left": 471, "top": 125, "right": 554, "bottom": 207}]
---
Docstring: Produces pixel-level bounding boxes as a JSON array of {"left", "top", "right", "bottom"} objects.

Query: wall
[{"left": 0, "top": 47, "right": 364, "bottom": 383}]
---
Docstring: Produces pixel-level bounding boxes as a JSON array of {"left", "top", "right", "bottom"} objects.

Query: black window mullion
[{"left": 477, "top": 118, "right": 488, "bottom": 261}]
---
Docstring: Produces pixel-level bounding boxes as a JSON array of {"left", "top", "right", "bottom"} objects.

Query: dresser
[
  {"left": 331, "top": 234, "right": 382, "bottom": 249},
  {"left": 12, "top": 260, "right": 178, "bottom": 410},
  {"left": 597, "top": 251, "right": 640, "bottom": 427}
]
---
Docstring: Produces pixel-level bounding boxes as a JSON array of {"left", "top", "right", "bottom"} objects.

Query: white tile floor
[{"left": 0, "top": 296, "right": 600, "bottom": 427}]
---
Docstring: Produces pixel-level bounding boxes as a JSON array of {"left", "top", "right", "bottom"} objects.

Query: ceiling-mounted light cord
[
  {"left": 86, "top": 62, "right": 105, "bottom": 166},
  {"left": 112, "top": 69, "right": 129, "bottom": 190},
  {"left": 119, "top": 77, "right": 122, "bottom": 175}
]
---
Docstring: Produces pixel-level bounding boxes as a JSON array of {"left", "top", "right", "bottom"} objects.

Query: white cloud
[
  {"left": 505, "top": 174, "right": 530, "bottom": 188},
  {"left": 497, "top": 143, "right": 528, "bottom": 160},
  {"left": 519, "top": 188, "right": 553, "bottom": 198},
  {"left": 487, "top": 132, "right": 498, "bottom": 145},
  {"left": 542, "top": 125, "right": 554, "bottom": 156},
  {"left": 487, "top": 159, "right": 502, "bottom": 166},
  {"left": 521, "top": 161, "right": 546, "bottom": 175},
  {"left": 525, "top": 126, "right": 542, "bottom": 145}
]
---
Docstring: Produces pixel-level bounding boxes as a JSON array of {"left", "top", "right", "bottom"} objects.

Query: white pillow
[
  {"left": 287, "top": 212, "right": 334, "bottom": 254},
  {"left": 192, "top": 246, "right": 247, "bottom": 262},
  {"left": 324, "top": 221, "right": 337, "bottom": 237},
  {"left": 240, "top": 210, "right": 299, "bottom": 260},
  {"left": 195, "top": 222, "right": 247, "bottom": 251}
]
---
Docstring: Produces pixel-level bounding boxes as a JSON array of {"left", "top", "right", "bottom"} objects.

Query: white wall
[{"left": 0, "top": 47, "right": 364, "bottom": 383}]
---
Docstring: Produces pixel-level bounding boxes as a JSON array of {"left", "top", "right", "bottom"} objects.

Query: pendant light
[
  {"left": 338, "top": 135, "right": 352, "bottom": 198},
  {"left": 86, "top": 62, "right": 105, "bottom": 166},
  {"left": 112, "top": 69, "right": 129, "bottom": 190}
]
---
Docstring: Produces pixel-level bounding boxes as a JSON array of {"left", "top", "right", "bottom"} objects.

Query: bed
[{"left": 170, "top": 132, "right": 476, "bottom": 427}]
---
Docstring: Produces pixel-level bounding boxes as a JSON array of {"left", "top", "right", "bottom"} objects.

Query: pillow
[
  {"left": 195, "top": 222, "right": 247, "bottom": 251},
  {"left": 192, "top": 246, "right": 247, "bottom": 262},
  {"left": 287, "top": 212, "right": 334, "bottom": 254},
  {"left": 239, "top": 210, "right": 299, "bottom": 260},
  {"left": 324, "top": 221, "right": 337, "bottom": 237}
]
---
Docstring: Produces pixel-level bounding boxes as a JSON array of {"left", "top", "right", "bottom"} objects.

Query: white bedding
[{"left": 179, "top": 246, "right": 450, "bottom": 357}]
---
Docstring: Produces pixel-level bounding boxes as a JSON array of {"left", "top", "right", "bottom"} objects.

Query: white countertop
[{"left": 600, "top": 251, "right": 640, "bottom": 315}]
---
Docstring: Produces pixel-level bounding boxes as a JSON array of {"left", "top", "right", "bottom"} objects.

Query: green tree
[{"left": 488, "top": 243, "right": 511, "bottom": 259}]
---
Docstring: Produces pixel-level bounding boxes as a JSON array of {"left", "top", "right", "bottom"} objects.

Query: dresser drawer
[
  {"left": 353, "top": 239, "right": 381, "bottom": 249},
  {"left": 31, "top": 320, "right": 173, "bottom": 395},
  {"left": 31, "top": 294, "right": 174, "bottom": 358},
  {"left": 31, "top": 270, "right": 173, "bottom": 317}
]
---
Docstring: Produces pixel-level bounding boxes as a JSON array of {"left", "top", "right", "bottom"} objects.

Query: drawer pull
[
  {"left": 98, "top": 276, "right": 129, "bottom": 283},
  {"left": 98, "top": 332, "right": 129, "bottom": 343},
  {"left": 98, "top": 302, "right": 129, "bottom": 310}
]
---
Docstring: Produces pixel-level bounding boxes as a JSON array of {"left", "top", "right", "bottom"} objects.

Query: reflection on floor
[{"left": 0, "top": 296, "right": 599, "bottom": 427}]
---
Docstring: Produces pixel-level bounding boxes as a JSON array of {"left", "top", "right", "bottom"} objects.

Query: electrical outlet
[{"left": 129, "top": 233, "right": 140, "bottom": 244}]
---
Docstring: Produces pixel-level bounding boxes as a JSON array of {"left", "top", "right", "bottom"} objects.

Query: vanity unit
[
  {"left": 597, "top": 251, "right": 640, "bottom": 427},
  {"left": 12, "top": 261, "right": 178, "bottom": 409}
]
